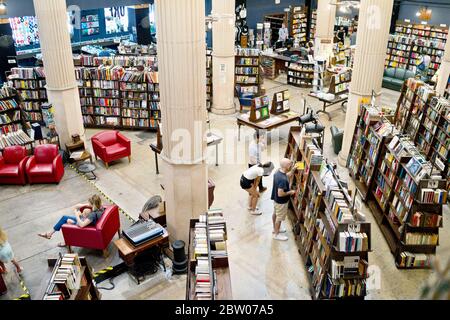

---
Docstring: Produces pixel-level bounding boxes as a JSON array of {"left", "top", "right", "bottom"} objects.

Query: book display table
[
  {"left": 236, "top": 111, "right": 301, "bottom": 141},
  {"left": 308, "top": 92, "right": 348, "bottom": 121}
]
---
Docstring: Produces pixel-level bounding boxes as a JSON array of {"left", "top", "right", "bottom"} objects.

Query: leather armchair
[
  {"left": 0, "top": 146, "right": 28, "bottom": 185},
  {"left": 61, "top": 205, "right": 121, "bottom": 257},
  {"left": 91, "top": 131, "right": 131, "bottom": 168},
  {"left": 26, "top": 144, "right": 64, "bottom": 184}
]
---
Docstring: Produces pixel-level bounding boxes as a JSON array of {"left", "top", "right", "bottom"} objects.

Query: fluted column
[
  {"left": 155, "top": 0, "right": 208, "bottom": 243},
  {"left": 338, "top": 0, "right": 394, "bottom": 165},
  {"left": 436, "top": 37, "right": 450, "bottom": 95},
  {"left": 314, "top": 0, "right": 336, "bottom": 60},
  {"left": 33, "top": 0, "right": 84, "bottom": 148},
  {"left": 211, "top": 0, "right": 236, "bottom": 115}
]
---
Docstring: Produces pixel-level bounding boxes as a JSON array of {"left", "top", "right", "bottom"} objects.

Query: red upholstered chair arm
[
  {"left": 92, "top": 139, "right": 107, "bottom": 158},
  {"left": 52, "top": 154, "right": 62, "bottom": 171},
  {"left": 18, "top": 157, "right": 28, "bottom": 176},
  {"left": 116, "top": 132, "right": 131, "bottom": 150},
  {"left": 0, "top": 156, "right": 4, "bottom": 167},
  {"left": 25, "top": 156, "right": 36, "bottom": 171},
  {"left": 97, "top": 206, "right": 120, "bottom": 245},
  {"left": 61, "top": 224, "right": 105, "bottom": 249}
]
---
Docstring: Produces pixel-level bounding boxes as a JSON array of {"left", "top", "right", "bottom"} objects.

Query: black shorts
[{"left": 240, "top": 175, "right": 254, "bottom": 190}]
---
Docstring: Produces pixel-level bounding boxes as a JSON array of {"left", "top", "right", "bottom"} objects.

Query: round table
[{"left": 78, "top": 163, "right": 97, "bottom": 180}]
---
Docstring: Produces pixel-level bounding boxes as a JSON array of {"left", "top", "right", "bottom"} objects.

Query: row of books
[
  {"left": 0, "top": 129, "right": 33, "bottom": 149},
  {"left": 11, "top": 67, "right": 45, "bottom": 79},
  {"left": 0, "top": 112, "right": 20, "bottom": 124},
  {"left": 330, "top": 258, "right": 368, "bottom": 280},
  {"left": 193, "top": 213, "right": 213, "bottom": 300},
  {"left": 0, "top": 99, "right": 18, "bottom": 111},
  {"left": 17, "top": 90, "right": 47, "bottom": 100},
  {"left": 0, "top": 87, "right": 15, "bottom": 99},
  {"left": 397, "top": 251, "right": 432, "bottom": 268},
  {"left": 323, "top": 276, "right": 367, "bottom": 299},
  {"left": 235, "top": 67, "right": 258, "bottom": 75},
  {"left": 404, "top": 232, "right": 439, "bottom": 245},
  {"left": 0, "top": 123, "right": 22, "bottom": 135},
  {"left": 409, "top": 211, "right": 443, "bottom": 228},
  {"left": 235, "top": 48, "right": 260, "bottom": 57},
  {"left": 338, "top": 232, "right": 369, "bottom": 253},
  {"left": 11, "top": 79, "right": 46, "bottom": 90},
  {"left": 420, "top": 188, "right": 447, "bottom": 204}
]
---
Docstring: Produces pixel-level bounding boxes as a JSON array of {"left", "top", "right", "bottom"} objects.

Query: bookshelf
[
  {"left": 206, "top": 49, "right": 213, "bottom": 111},
  {"left": 43, "top": 253, "right": 101, "bottom": 300},
  {"left": 312, "top": 59, "right": 326, "bottom": 93},
  {"left": 385, "top": 22, "right": 448, "bottom": 78},
  {"left": 285, "top": 127, "right": 371, "bottom": 299},
  {"left": 347, "top": 105, "right": 399, "bottom": 201},
  {"left": 10, "top": 67, "right": 47, "bottom": 125},
  {"left": 186, "top": 209, "right": 231, "bottom": 300},
  {"left": 366, "top": 135, "right": 447, "bottom": 269},
  {"left": 328, "top": 69, "right": 351, "bottom": 95},
  {"left": 75, "top": 65, "right": 160, "bottom": 130},
  {"left": 0, "top": 87, "right": 22, "bottom": 135},
  {"left": 235, "top": 48, "right": 261, "bottom": 96},
  {"left": 287, "top": 61, "right": 314, "bottom": 88},
  {"left": 291, "top": 6, "right": 308, "bottom": 45}
]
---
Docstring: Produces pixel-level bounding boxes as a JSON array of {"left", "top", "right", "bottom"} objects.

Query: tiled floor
[{"left": 0, "top": 77, "right": 448, "bottom": 300}]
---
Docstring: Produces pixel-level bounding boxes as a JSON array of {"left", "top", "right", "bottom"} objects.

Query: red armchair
[
  {"left": 0, "top": 146, "right": 28, "bottom": 185},
  {"left": 91, "top": 131, "right": 131, "bottom": 168},
  {"left": 61, "top": 205, "right": 121, "bottom": 257},
  {"left": 26, "top": 144, "right": 64, "bottom": 184}
]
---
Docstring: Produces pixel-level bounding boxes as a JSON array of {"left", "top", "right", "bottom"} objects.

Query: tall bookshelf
[
  {"left": 309, "top": 9, "right": 317, "bottom": 40},
  {"left": 206, "top": 49, "right": 213, "bottom": 111},
  {"left": 186, "top": 209, "right": 231, "bottom": 300},
  {"left": 10, "top": 67, "right": 47, "bottom": 125},
  {"left": 0, "top": 87, "right": 22, "bottom": 135},
  {"left": 43, "top": 253, "right": 101, "bottom": 300},
  {"left": 75, "top": 65, "right": 160, "bottom": 130},
  {"left": 347, "top": 105, "right": 398, "bottom": 201},
  {"left": 287, "top": 61, "right": 314, "bottom": 88},
  {"left": 385, "top": 22, "right": 448, "bottom": 79},
  {"left": 286, "top": 127, "right": 371, "bottom": 300},
  {"left": 291, "top": 6, "right": 308, "bottom": 45},
  {"left": 347, "top": 103, "right": 448, "bottom": 268},
  {"left": 235, "top": 48, "right": 261, "bottom": 96}
]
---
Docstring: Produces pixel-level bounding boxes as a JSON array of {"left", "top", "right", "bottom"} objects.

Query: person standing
[
  {"left": 248, "top": 130, "right": 267, "bottom": 192},
  {"left": 271, "top": 158, "right": 296, "bottom": 241},
  {"left": 278, "top": 23, "right": 289, "bottom": 44},
  {"left": 0, "top": 228, "right": 23, "bottom": 274}
]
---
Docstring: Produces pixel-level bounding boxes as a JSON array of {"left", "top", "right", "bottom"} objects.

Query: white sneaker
[
  {"left": 272, "top": 228, "right": 287, "bottom": 234},
  {"left": 248, "top": 206, "right": 259, "bottom": 211},
  {"left": 250, "top": 209, "right": 262, "bottom": 215},
  {"left": 273, "top": 234, "right": 288, "bottom": 241}
]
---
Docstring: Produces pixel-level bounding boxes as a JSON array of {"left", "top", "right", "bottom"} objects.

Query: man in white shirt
[
  {"left": 248, "top": 130, "right": 267, "bottom": 192},
  {"left": 278, "top": 23, "right": 289, "bottom": 43}
]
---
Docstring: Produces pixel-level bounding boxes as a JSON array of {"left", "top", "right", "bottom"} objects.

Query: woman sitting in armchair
[{"left": 38, "top": 194, "right": 105, "bottom": 247}]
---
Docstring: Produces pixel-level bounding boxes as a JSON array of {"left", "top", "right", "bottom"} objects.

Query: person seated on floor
[
  {"left": 38, "top": 195, "right": 105, "bottom": 247},
  {"left": 0, "top": 227, "right": 23, "bottom": 274}
]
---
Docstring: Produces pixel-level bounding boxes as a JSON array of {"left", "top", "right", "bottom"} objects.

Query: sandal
[
  {"left": 57, "top": 242, "right": 67, "bottom": 248},
  {"left": 38, "top": 233, "right": 52, "bottom": 239}
]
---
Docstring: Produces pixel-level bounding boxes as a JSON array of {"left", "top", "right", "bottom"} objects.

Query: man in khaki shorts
[{"left": 271, "top": 158, "right": 296, "bottom": 241}]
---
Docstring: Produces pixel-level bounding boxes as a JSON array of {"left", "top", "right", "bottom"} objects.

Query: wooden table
[
  {"left": 308, "top": 93, "right": 348, "bottom": 121},
  {"left": 236, "top": 112, "right": 301, "bottom": 141},
  {"left": 71, "top": 150, "right": 93, "bottom": 165},
  {"left": 114, "top": 230, "right": 169, "bottom": 277}
]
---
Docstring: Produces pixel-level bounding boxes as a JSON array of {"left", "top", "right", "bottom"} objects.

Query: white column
[
  {"left": 338, "top": 0, "right": 394, "bottom": 165},
  {"left": 436, "top": 37, "right": 450, "bottom": 96},
  {"left": 314, "top": 0, "right": 336, "bottom": 60},
  {"left": 155, "top": 0, "right": 209, "bottom": 244},
  {"left": 211, "top": 0, "right": 236, "bottom": 115},
  {"left": 33, "top": 0, "right": 84, "bottom": 148}
]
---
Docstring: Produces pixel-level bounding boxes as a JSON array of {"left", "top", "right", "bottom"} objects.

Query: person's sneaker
[
  {"left": 259, "top": 187, "right": 267, "bottom": 193},
  {"left": 273, "top": 234, "right": 288, "bottom": 241},
  {"left": 248, "top": 206, "right": 259, "bottom": 211},
  {"left": 272, "top": 227, "right": 287, "bottom": 234},
  {"left": 250, "top": 209, "right": 262, "bottom": 215}
]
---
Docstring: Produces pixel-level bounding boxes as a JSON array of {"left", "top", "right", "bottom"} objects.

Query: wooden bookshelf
[
  {"left": 43, "top": 253, "right": 101, "bottom": 300},
  {"left": 309, "top": 10, "right": 317, "bottom": 40},
  {"left": 186, "top": 209, "right": 231, "bottom": 300},
  {"left": 10, "top": 67, "right": 47, "bottom": 125},
  {"left": 285, "top": 127, "right": 371, "bottom": 300},
  {"left": 291, "top": 6, "right": 308, "bottom": 45},
  {"left": 287, "top": 61, "right": 314, "bottom": 88},
  {"left": 235, "top": 48, "right": 261, "bottom": 96},
  {"left": 347, "top": 105, "right": 399, "bottom": 201},
  {"left": 206, "top": 49, "right": 213, "bottom": 111}
]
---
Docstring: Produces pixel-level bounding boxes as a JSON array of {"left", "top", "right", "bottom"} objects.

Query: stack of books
[
  {"left": 43, "top": 253, "right": 82, "bottom": 300},
  {"left": 194, "top": 214, "right": 212, "bottom": 300}
]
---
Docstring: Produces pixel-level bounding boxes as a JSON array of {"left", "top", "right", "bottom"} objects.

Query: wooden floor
[{"left": 1, "top": 78, "right": 449, "bottom": 300}]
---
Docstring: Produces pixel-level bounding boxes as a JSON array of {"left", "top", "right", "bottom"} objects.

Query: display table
[
  {"left": 236, "top": 111, "right": 301, "bottom": 141},
  {"left": 308, "top": 93, "right": 348, "bottom": 120},
  {"left": 261, "top": 53, "right": 291, "bottom": 79},
  {"left": 114, "top": 229, "right": 169, "bottom": 282}
]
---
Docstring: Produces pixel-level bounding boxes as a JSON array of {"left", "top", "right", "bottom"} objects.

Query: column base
[
  {"left": 211, "top": 104, "right": 236, "bottom": 115},
  {"left": 337, "top": 150, "right": 348, "bottom": 167}
]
